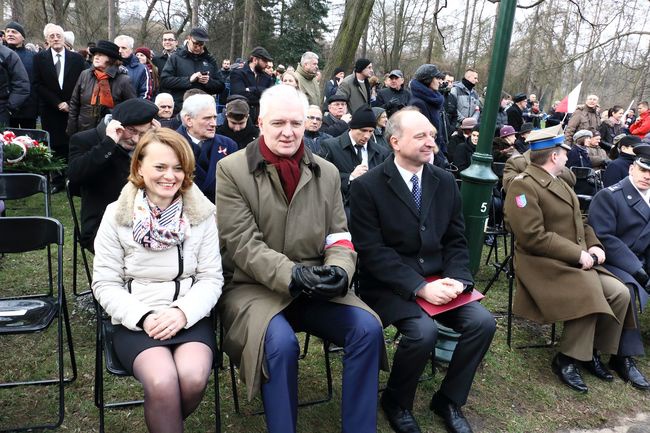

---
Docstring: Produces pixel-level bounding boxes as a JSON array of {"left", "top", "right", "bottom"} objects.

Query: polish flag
[{"left": 555, "top": 82, "right": 582, "bottom": 113}]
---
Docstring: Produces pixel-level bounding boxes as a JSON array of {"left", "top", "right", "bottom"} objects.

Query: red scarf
[
  {"left": 259, "top": 136, "right": 304, "bottom": 202},
  {"left": 91, "top": 69, "right": 115, "bottom": 108}
]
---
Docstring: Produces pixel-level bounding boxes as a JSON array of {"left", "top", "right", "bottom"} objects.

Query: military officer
[
  {"left": 504, "top": 132, "right": 633, "bottom": 393},
  {"left": 588, "top": 144, "right": 650, "bottom": 390}
]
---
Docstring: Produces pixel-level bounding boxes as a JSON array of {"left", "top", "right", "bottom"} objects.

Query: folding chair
[
  {"left": 95, "top": 303, "right": 222, "bottom": 433},
  {"left": 0, "top": 172, "right": 50, "bottom": 216},
  {"left": 0, "top": 217, "right": 77, "bottom": 432},
  {"left": 571, "top": 166, "right": 601, "bottom": 215},
  {"left": 65, "top": 180, "right": 92, "bottom": 296}
]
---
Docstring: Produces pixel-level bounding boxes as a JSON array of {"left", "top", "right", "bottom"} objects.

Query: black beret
[
  {"left": 621, "top": 135, "right": 642, "bottom": 149},
  {"left": 112, "top": 99, "right": 159, "bottom": 126},
  {"left": 327, "top": 94, "right": 347, "bottom": 104},
  {"left": 349, "top": 106, "right": 376, "bottom": 129}
]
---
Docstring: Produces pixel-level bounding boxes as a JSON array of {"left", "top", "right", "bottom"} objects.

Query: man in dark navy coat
[
  {"left": 588, "top": 144, "right": 650, "bottom": 390},
  {"left": 350, "top": 108, "right": 495, "bottom": 433}
]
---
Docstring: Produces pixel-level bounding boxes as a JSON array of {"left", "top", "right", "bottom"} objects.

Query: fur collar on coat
[{"left": 114, "top": 182, "right": 215, "bottom": 227}]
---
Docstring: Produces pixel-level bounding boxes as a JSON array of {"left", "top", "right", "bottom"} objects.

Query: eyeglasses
[
  {"left": 158, "top": 105, "right": 173, "bottom": 109},
  {"left": 189, "top": 39, "right": 205, "bottom": 46},
  {"left": 306, "top": 116, "right": 322, "bottom": 122}
]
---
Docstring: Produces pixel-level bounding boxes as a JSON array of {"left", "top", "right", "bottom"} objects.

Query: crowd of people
[{"left": 3, "top": 19, "right": 650, "bottom": 433}]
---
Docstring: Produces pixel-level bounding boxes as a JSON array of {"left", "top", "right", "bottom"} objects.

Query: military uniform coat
[
  {"left": 504, "top": 164, "right": 623, "bottom": 324},
  {"left": 588, "top": 177, "right": 650, "bottom": 310},
  {"left": 216, "top": 139, "right": 386, "bottom": 400}
]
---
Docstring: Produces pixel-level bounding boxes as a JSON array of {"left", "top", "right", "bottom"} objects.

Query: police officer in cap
[
  {"left": 505, "top": 132, "right": 633, "bottom": 393},
  {"left": 588, "top": 144, "right": 650, "bottom": 390}
]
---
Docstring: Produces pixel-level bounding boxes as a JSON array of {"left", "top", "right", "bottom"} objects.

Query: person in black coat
[
  {"left": 453, "top": 126, "right": 479, "bottom": 173},
  {"left": 5, "top": 21, "right": 38, "bottom": 129},
  {"left": 506, "top": 93, "right": 527, "bottom": 131},
  {"left": 159, "top": 27, "right": 224, "bottom": 114},
  {"left": 33, "top": 24, "right": 87, "bottom": 183},
  {"left": 588, "top": 145, "right": 650, "bottom": 390},
  {"left": 409, "top": 64, "right": 447, "bottom": 154},
  {"left": 228, "top": 46, "right": 274, "bottom": 123},
  {"left": 214, "top": 97, "right": 259, "bottom": 150},
  {"left": 322, "top": 106, "right": 389, "bottom": 207},
  {"left": 321, "top": 93, "right": 350, "bottom": 137},
  {"left": 67, "top": 99, "right": 158, "bottom": 251},
  {"left": 349, "top": 109, "right": 495, "bottom": 433},
  {"left": 602, "top": 135, "right": 642, "bottom": 187},
  {"left": 0, "top": 40, "right": 29, "bottom": 126}
]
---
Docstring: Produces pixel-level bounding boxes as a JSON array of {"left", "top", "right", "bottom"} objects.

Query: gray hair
[
  {"left": 385, "top": 106, "right": 426, "bottom": 144},
  {"left": 307, "top": 104, "right": 322, "bottom": 114},
  {"left": 180, "top": 94, "right": 215, "bottom": 119},
  {"left": 259, "top": 84, "right": 308, "bottom": 120},
  {"left": 43, "top": 23, "right": 64, "bottom": 39},
  {"left": 155, "top": 92, "right": 174, "bottom": 105},
  {"left": 300, "top": 51, "right": 318, "bottom": 65},
  {"left": 114, "top": 35, "right": 134, "bottom": 49}
]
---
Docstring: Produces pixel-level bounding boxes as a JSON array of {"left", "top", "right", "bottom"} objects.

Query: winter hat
[
  {"left": 349, "top": 107, "right": 376, "bottom": 129},
  {"left": 413, "top": 64, "right": 445, "bottom": 83},
  {"left": 573, "top": 129, "right": 593, "bottom": 142},
  {"left": 5, "top": 21, "right": 25, "bottom": 38},
  {"left": 135, "top": 47, "right": 153, "bottom": 60},
  {"left": 112, "top": 99, "right": 159, "bottom": 126},
  {"left": 513, "top": 93, "right": 527, "bottom": 103},
  {"left": 332, "top": 67, "right": 345, "bottom": 78},
  {"left": 89, "top": 40, "right": 121, "bottom": 60},
  {"left": 354, "top": 58, "right": 371, "bottom": 73},
  {"left": 460, "top": 118, "right": 477, "bottom": 130},
  {"left": 499, "top": 125, "right": 516, "bottom": 138}
]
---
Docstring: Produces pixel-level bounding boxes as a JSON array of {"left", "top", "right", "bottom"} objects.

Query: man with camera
[{"left": 588, "top": 144, "right": 650, "bottom": 390}]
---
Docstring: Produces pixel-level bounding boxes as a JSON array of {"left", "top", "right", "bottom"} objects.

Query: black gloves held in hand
[
  {"left": 632, "top": 269, "right": 650, "bottom": 295},
  {"left": 290, "top": 264, "right": 349, "bottom": 300}
]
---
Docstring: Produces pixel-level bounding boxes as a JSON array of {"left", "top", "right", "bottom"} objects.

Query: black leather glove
[
  {"left": 289, "top": 265, "right": 348, "bottom": 300},
  {"left": 633, "top": 268, "right": 649, "bottom": 287}
]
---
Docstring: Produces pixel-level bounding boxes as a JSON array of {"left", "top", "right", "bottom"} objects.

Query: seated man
[
  {"left": 588, "top": 144, "right": 650, "bottom": 390},
  {"left": 215, "top": 97, "right": 259, "bottom": 150},
  {"left": 350, "top": 108, "right": 495, "bottom": 433},
  {"left": 321, "top": 93, "right": 351, "bottom": 137},
  {"left": 216, "top": 84, "right": 385, "bottom": 433},
  {"left": 154, "top": 92, "right": 181, "bottom": 130},
  {"left": 504, "top": 131, "right": 633, "bottom": 393},
  {"left": 68, "top": 98, "right": 158, "bottom": 251},
  {"left": 303, "top": 104, "right": 332, "bottom": 157},
  {"left": 176, "top": 94, "right": 238, "bottom": 202}
]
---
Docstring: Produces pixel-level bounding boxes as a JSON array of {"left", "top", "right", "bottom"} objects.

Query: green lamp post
[{"left": 460, "top": 0, "right": 517, "bottom": 275}]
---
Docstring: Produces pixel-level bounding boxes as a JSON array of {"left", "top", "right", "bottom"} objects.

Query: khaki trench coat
[
  {"left": 216, "top": 140, "right": 386, "bottom": 400},
  {"left": 504, "top": 164, "right": 630, "bottom": 325}
]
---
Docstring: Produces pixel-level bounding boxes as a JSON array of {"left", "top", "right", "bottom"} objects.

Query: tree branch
[
  {"left": 434, "top": 0, "right": 447, "bottom": 50},
  {"left": 516, "top": 0, "right": 546, "bottom": 9}
]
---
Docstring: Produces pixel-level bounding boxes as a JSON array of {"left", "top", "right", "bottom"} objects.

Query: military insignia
[{"left": 515, "top": 194, "right": 527, "bottom": 208}]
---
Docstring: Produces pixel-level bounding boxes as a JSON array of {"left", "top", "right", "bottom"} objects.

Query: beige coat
[
  {"left": 216, "top": 140, "right": 386, "bottom": 400},
  {"left": 296, "top": 64, "right": 321, "bottom": 107},
  {"left": 504, "top": 164, "right": 631, "bottom": 325}
]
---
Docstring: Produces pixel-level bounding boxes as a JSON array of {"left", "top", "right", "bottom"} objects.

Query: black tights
[{"left": 132, "top": 342, "right": 212, "bottom": 433}]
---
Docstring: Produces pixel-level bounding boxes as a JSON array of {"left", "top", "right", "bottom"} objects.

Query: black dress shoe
[
  {"left": 551, "top": 353, "right": 588, "bottom": 393},
  {"left": 582, "top": 352, "right": 614, "bottom": 381},
  {"left": 430, "top": 393, "right": 473, "bottom": 433},
  {"left": 610, "top": 356, "right": 650, "bottom": 390},
  {"left": 380, "top": 393, "right": 421, "bottom": 433}
]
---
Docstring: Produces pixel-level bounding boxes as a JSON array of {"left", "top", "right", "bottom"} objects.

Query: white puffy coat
[{"left": 92, "top": 182, "right": 223, "bottom": 330}]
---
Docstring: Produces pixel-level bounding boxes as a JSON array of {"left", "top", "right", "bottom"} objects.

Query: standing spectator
[
  {"left": 523, "top": 100, "right": 543, "bottom": 129},
  {"left": 135, "top": 47, "right": 159, "bottom": 97},
  {"left": 599, "top": 106, "right": 625, "bottom": 152},
  {"left": 229, "top": 46, "right": 274, "bottom": 123},
  {"left": 217, "top": 58, "right": 231, "bottom": 109},
  {"left": 495, "top": 92, "right": 511, "bottom": 131},
  {"left": 154, "top": 92, "right": 180, "bottom": 130},
  {"left": 63, "top": 31, "right": 75, "bottom": 51},
  {"left": 152, "top": 30, "right": 178, "bottom": 73},
  {"left": 160, "top": 27, "right": 224, "bottom": 115},
  {"left": 374, "top": 69, "right": 411, "bottom": 111},
  {"left": 630, "top": 101, "right": 650, "bottom": 139},
  {"left": 321, "top": 94, "right": 351, "bottom": 137},
  {"left": 336, "top": 58, "right": 373, "bottom": 113},
  {"left": 409, "top": 64, "right": 447, "bottom": 154},
  {"left": 564, "top": 94, "right": 601, "bottom": 145},
  {"left": 5, "top": 21, "right": 37, "bottom": 128},
  {"left": 296, "top": 51, "right": 321, "bottom": 106},
  {"left": 281, "top": 71, "right": 300, "bottom": 89},
  {"left": 448, "top": 68, "right": 481, "bottom": 129},
  {"left": 324, "top": 67, "right": 344, "bottom": 107},
  {"left": 33, "top": 23, "right": 86, "bottom": 191},
  {"left": 302, "top": 104, "right": 331, "bottom": 157},
  {"left": 215, "top": 98, "right": 259, "bottom": 150},
  {"left": 176, "top": 94, "right": 238, "bottom": 202},
  {"left": 371, "top": 107, "right": 388, "bottom": 150},
  {"left": 0, "top": 42, "right": 29, "bottom": 127},
  {"left": 114, "top": 35, "right": 152, "bottom": 100},
  {"left": 66, "top": 40, "right": 135, "bottom": 136},
  {"left": 506, "top": 93, "right": 527, "bottom": 131}
]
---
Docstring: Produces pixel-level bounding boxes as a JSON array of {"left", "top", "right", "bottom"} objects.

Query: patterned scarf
[
  {"left": 132, "top": 189, "right": 188, "bottom": 250},
  {"left": 91, "top": 69, "right": 115, "bottom": 108}
]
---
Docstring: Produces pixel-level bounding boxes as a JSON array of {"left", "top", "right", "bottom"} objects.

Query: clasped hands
[
  {"left": 290, "top": 264, "right": 348, "bottom": 300},
  {"left": 416, "top": 278, "right": 464, "bottom": 306},
  {"left": 142, "top": 307, "right": 187, "bottom": 341},
  {"left": 578, "top": 246, "right": 605, "bottom": 270}
]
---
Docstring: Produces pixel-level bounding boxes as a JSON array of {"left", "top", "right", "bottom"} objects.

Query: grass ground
[{"left": 2, "top": 193, "right": 650, "bottom": 433}]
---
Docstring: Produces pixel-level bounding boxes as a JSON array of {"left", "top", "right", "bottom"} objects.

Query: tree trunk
[
  {"left": 456, "top": 0, "right": 471, "bottom": 77},
  {"left": 321, "top": 0, "right": 376, "bottom": 96},
  {"left": 229, "top": 4, "right": 238, "bottom": 60},
  {"left": 138, "top": 0, "right": 159, "bottom": 44},
  {"left": 416, "top": 0, "right": 430, "bottom": 59},
  {"left": 192, "top": 0, "right": 200, "bottom": 27},
  {"left": 462, "top": 0, "right": 477, "bottom": 69},
  {"left": 425, "top": 0, "right": 440, "bottom": 64},
  {"left": 11, "top": 0, "right": 23, "bottom": 21},
  {"left": 107, "top": 0, "right": 115, "bottom": 40}
]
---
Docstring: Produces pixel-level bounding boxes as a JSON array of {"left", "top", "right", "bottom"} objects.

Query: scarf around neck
[
  {"left": 92, "top": 69, "right": 115, "bottom": 108},
  {"left": 132, "top": 189, "right": 188, "bottom": 250},
  {"left": 259, "top": 136, "right": 304, "bottom": 202}
]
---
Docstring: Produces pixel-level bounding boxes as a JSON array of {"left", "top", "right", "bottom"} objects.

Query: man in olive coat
[
  {"left": 505, "top": 133, "right": 632, "bottom": 393},
  {"left": 216, "top": 84, "right": 385, "bottom": 433}
]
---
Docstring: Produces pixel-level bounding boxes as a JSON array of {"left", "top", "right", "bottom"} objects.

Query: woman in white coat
[{"left": 92, "top": 127, "right": 223, "bottom": 432}]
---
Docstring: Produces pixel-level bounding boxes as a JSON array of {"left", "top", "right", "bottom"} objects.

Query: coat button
[
  {"left": 420, "top": 226, "right": 426, "bottom": 231},
  {"left": 418, "top": 258, "right": 424, "bottom": 264},
  {"left": 578, "top": 237, "right": 582, "bottom": 242}
]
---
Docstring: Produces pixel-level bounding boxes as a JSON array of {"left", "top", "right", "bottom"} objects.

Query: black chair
[
  {"left": 228, "top": 332, "right": 333, "bottom": 416},
  {"left": 0, "top": 217, "right": 77, "bottom": 432},
  {"left": 65, "top": 180, "right": 92, "bottom": 296},
  {"left": 570, "top": 166, "right": 602, "bottom": 214},
  {"left": 0, "top": 172, "right": 50, "bottom": 216},
  {"left": 95, "top": 303, "right": 222, "bottom": 433}
]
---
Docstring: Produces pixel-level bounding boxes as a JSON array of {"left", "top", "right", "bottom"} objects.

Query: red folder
[{"left": 415, "top": 276, "right": 485, "bottom": 316}]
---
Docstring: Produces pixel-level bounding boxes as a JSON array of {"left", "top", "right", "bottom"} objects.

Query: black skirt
[{"left": 113, "top": 317, "right": 216, "bottom": 375}]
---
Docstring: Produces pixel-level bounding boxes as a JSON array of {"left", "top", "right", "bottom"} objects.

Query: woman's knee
[{"left": 141, "top": 368, "right": 180, "bottom": 397}]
